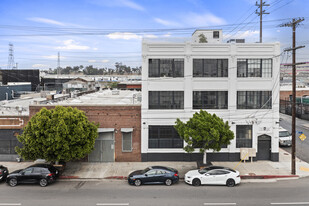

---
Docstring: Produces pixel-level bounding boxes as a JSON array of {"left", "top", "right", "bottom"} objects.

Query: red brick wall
[
  {"left": 29, "top": 105, "right": 141, "bottom": 162},
  {"left": 0, "top": 116, "right": 29, "bottom": 129},
  {"left": 280, "top": 90, "right": 309, "bottom": 100}
]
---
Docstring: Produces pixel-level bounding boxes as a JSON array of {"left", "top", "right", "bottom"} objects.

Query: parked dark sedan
[
  {"left": 128, "top": 166, "right": 179, "bottom": 186},
  {"left": 0, "top": 165, "right": 8, "bottom": 182},
  {"left": 6, "top": 164, "right": 59, "bottom": 187}
]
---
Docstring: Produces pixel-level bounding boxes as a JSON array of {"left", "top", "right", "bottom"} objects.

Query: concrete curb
[
  {"left": 240, "top": 175, "right": 299, "bottom": 179},
  {"left": 59, "top": 175, "right": 300, "bottom": 181}
]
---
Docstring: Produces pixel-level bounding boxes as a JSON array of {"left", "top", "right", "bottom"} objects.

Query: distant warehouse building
[
  {"left": 141, "top": 30, "right": 280, "bottom": 162},
  {"left": 0, "top": 69, "right": 40, "bottom": 91}
]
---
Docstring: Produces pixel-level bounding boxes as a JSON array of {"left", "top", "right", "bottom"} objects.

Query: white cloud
[
  {"left": 101, "top": 60, "right": 110, "bottom": 63},
  {"left": 234, "top": 30, "right": 259, "bottom": 39},
  {"left": 88, "top": 60, "right": 97, "bottom": 63},
  {"left": 154, "top": 18, "right": 180, "bottom": 27},
  {"left": 144, "top": 34, "right": 158, "bottom": 39},
  {"left": 106, "top": 32, "right": 141, "bottom": 40},
  {"left": 42, "top": 55, "right": 66, "bottom": 60},
  {"left": 27, "top": 17, "right": 65, "bottom": 26},
  {"left": 56, "top": 39, "right": 90, "bottom": 50},
  {"left": 90, "top": 0, "right": 144, "bottom": 11},
  {"left": 32, "top": 64, "right": 49, "bottom": 68},
  {"left": 183, "top": 12, "right": 226, "bottom": 27},
  {"left": 121, "top": 0, "right": 144, "bottom": 11},
  {"left": 93, "top": 48, "right": 99, "bottom": 51},
  {"left": 163, "top": 33, "right": 172, "bottom": 37}
]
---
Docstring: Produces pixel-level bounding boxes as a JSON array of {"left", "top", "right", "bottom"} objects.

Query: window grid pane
[
  {"left": 237, "top": 59, "right": 272, "bottom": 78},
  {"left": 193, "top": 91, "right": 228, "bottom": 109},
  {"left": 237, "top": 91, "right": 272, "bottom": 109},
  {"left": 149, "top": 59, "right": 184, "bottom": 78},
  {"left": 122, "top": 132, "right": 132, "bottom": 152},
  {"left": 149, "top": 91, "right": 184, "bottom": 110},
  {"left": 148, "top": 126, "right": 183, "bottom": 148},
  {"left": 193, "top": 59, "right": 228, "bottom": 77},
  {"left": 236, "top": 125, "right": 252, "bottom": 148}
]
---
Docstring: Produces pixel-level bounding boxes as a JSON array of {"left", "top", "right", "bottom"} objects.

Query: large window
[
  {"left": 149, "top": 91, "right": 184, "bottom": 109},
  {"left": 122, "top": 132, "right": 132, "bottom": 152},
  {"left": 193, "top": 91, "right": 228, "bottom": 109},
  {"left": 237, "top": 91, "right": 272, "bottom": 109},
  {"left": 149, "top": 59, "right": 184, "bottom": 78},
  {"left": 236, "top": 125, "right": 252, "bottom": 148},
  {"left": 237, "top": 59, "right": 272, "bottom": 77},
  {"left": 193, "top": 59, "right": 228, "bottom": 77},
  {"left": 149, "top": 126, "right": 183, "bottom": 148}
]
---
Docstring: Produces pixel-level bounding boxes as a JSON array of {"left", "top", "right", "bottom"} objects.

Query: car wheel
[
  {"left": 39, "top": 178, "right": 48, "bottom": 187},
  {"left": 134, "top": 179, "right": 142, "bottom": 186},
  {"left": 226, "top": 179, "right": 235, "bottom": 187},
  {"left": 9, "top": 178, "right": 18, "bottom": 187},
  {"left": 165, "top": 178, "right": 172, "bottom": 186},
  {"left": 192, "top": 178, "right": 201, "bottom": 186}
]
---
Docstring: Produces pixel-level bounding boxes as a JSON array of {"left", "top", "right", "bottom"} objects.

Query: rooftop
[{"left": 0, "top": 90, "right": 141, "bottom": 116}]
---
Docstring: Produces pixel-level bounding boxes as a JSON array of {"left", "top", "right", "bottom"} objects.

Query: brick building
[{"left": 0, "top": 90, "right": 142, "bottom": 162}]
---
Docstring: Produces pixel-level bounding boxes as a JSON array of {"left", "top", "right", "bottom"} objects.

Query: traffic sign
[{"left": 299, "top": 134, "right": 306, "bottom": 141}]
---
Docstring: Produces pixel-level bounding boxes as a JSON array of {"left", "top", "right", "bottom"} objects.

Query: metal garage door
[{"left": 88, "top": 132, "right": 114, "bottom": 162}]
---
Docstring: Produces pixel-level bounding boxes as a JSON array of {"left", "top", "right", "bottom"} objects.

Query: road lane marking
[
  {"left": 0, "top": 204, "right": 21, "bottom": 206},
  {"left": 204, "top": 203, "right": 236, "bottom": 206},
  {"left": 96, "top": 204, "right": 129, "bottom": 206},
  {"left": 271, "top": 202, "right": 309, "bottom": 205}
]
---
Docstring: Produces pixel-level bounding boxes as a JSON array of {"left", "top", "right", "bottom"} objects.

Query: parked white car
[
  {"left": 185, "top": 166, "right": 241, "bottom": 187},
  {"left": 279, "top": 127, "right": 292, "bottom": 146}
]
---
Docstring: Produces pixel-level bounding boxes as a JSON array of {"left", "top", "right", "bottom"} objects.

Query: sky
[{"left": 0, "top": 0, "right": 308, "bottom": 70}]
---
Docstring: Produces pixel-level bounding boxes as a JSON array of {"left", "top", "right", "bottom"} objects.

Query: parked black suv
[
  {"left": 0, "top": 165, "right": 8, "bottom": 182},
  {"left": 6, "top": 164, "right": 59, "bottom": 187}
]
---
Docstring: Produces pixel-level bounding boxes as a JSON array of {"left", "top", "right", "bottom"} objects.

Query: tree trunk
[{"left": 203, "top": 152, "right": 207, "bottom": 164}]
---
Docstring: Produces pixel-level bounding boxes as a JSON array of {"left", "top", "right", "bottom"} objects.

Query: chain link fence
[{"left": 280, "top": 99, "right": 309, "bottom": 120}]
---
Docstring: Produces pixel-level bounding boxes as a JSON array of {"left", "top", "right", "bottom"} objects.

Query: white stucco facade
[{"left": 141, "top": 33, "right": 280, "bottom": 162}]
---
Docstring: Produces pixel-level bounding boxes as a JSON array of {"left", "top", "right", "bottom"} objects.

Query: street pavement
[
  {"left": 280, "top": 113, "right": 309, "bottom": 162},
  {"left": 1, "top": 177, "right": 309, "bottom": 206},
  {"left": 2, "top": 147, "right": 309, "bottom": 182}
]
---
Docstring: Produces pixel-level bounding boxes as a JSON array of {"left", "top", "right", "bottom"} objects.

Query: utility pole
[
  {"left": 57, "top": 52, "right": 60, "bottom": 77},
  {"left": 256, "top": 0, "right": 269, "bottom": 43},
  {"left": 280, "top": 17, "right": 305, "bottom": 175}
]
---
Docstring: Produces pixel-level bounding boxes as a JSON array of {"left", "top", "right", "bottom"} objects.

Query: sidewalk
[{"left": 1, "top": 148, "right": 309, "bottom": 182}]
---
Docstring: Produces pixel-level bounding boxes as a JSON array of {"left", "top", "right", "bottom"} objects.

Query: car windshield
[
  {"left": 279, "top": 131, "right": 290, "bottom": 137},
  {"left": 141, "top": 167, "right": 151, "bottom": 174}
]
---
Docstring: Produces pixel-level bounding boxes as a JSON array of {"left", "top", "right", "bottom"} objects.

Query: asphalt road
[
  {"left": 279, "top": 113, "right": 309, "bottom": 162},
  {"left": 0, "top": 178, "right": 309, "bottom": 206}
]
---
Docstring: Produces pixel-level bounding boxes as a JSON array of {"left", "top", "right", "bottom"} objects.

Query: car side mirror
[
  {"left": 205, "top": 173, "right": 210, "bottom": 176},
  {"left": 145, "top": 174, "right": 148, "bottom": 176}
]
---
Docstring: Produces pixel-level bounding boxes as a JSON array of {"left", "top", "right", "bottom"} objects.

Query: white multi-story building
[{"left": 141, "top": 30, "right": 280, "bottom": 162}]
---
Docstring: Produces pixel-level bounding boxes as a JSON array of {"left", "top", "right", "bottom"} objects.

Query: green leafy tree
[
  {"left": 16, "top": 106, "right": 98, "bottom": 162},
  {"left": 198, "top": 34, "right": 208, "bottom": 43},
  {"left": 174, "top": 110, "right": 234, "bottom": 163}
]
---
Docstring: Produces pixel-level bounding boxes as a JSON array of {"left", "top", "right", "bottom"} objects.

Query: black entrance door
[{"left": 257, "top": 135, "right": 271, "bottom": 160}]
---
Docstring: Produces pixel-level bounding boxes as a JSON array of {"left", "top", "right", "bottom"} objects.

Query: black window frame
[
  {"left": 193, "top": 59, "right": 228, "bottom": 77},
  {"left": 149, "top": 59, "right": 184, "bottom": 78},
  {"left": 236, "top": 125, "right": 253, "bottom": 148},
  {"left": 237, "top": 59, "right": 273, "bottom": 78},
  {"left": 237, "top": 91, "right": 272, "bottom": 109},
  {"left": 213, "top": 31, "right": 220, "bottom": 39},
  {"left": 148, "top": 126, "right": 184, "bottom": 149},
  {"left": 149, "top": 91, "right": 184, "bottom": 110},
  {"left": 193, "top": 91, "right": 228, "bottom": 109}
]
